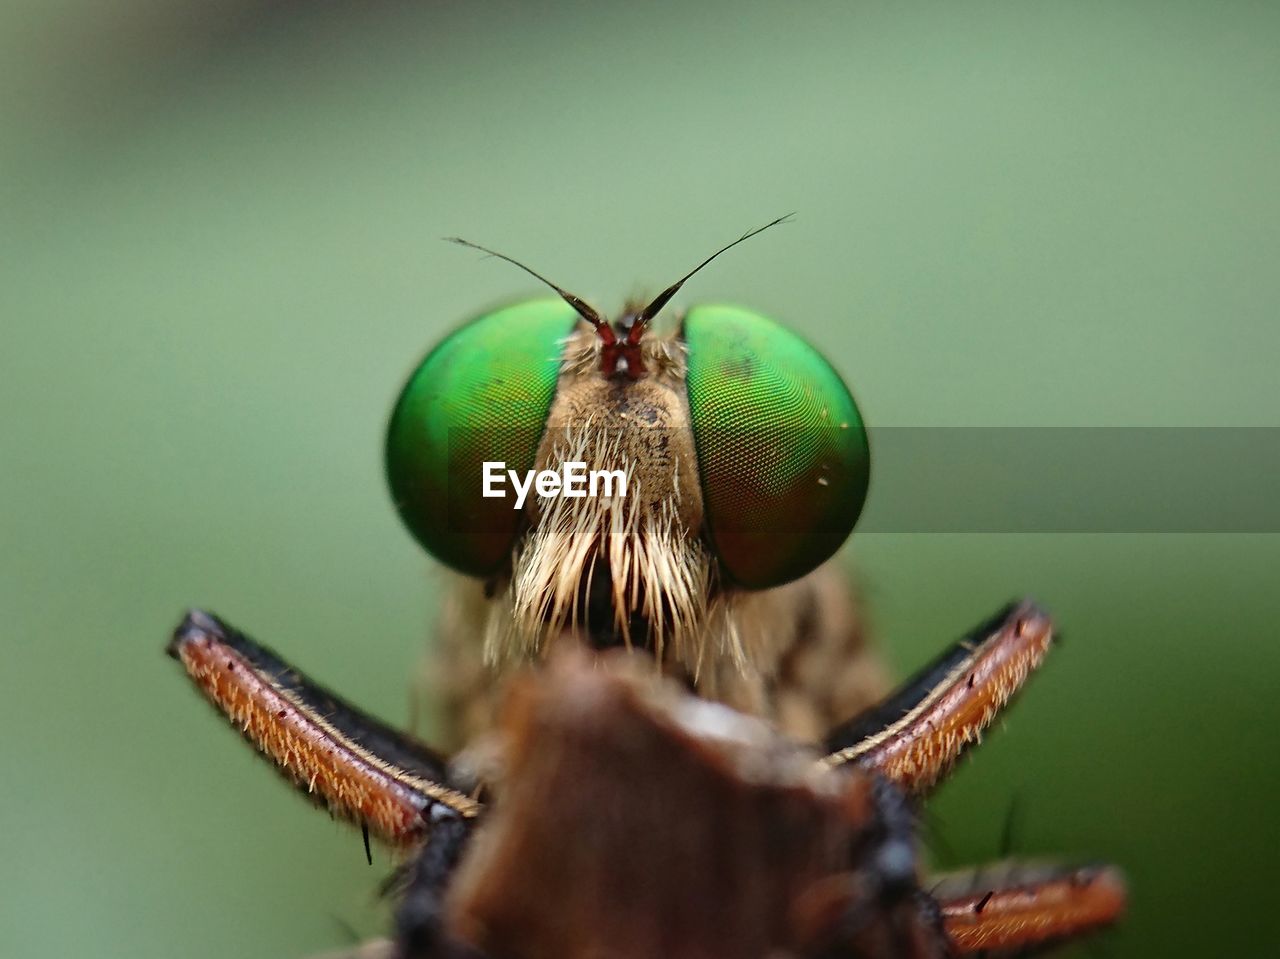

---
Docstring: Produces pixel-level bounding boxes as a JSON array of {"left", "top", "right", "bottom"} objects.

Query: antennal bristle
[
  {"left": 629, "top": 213, "right": 795, "bottom": 342},
  {"left": 445, "top": 236, "right": 614, "bottom": 343}
]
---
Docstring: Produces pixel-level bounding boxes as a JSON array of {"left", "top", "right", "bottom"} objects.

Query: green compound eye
[
  {"left": 385, "top": 298, "right": 578, "bottom": 576},
  {"left": 683, "top": 305, "right": 870, "bottom": 589}
]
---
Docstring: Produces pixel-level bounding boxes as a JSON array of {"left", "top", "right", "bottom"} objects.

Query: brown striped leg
[
  {"left": 933, "top": 862, "right": 1126, "bottom": 955},
  {"left": 820, "top": 601, "right": 1054, "bottom": 797},
  {"left": 821, "top": 603, "right": 1126, "bottom": 953},
  {"left": 167, "top": 610, "right": 481, "bottom": 847}
]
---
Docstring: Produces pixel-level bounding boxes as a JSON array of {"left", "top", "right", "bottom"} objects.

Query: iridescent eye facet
[
  {"left": 385, "top": 298, "right": 577, "bottom": 576},
  {"left": 682, "top": 305, "right": 870, "bottom": 589}
]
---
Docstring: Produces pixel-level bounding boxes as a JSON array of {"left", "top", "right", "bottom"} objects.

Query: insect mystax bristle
[{"left": 488, "top": 419, "right": 718, "bottom": 670}]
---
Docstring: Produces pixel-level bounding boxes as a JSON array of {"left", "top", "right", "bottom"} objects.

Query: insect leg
[
  {"left": 818, "top": 601, "right": 1054, "bottom": 796},
  {"left": 394, "top": 809, "right": 486, "bottom": 959},
  {"left": 933, "top": 861, "right": 1126, "bottom": 955},
  {"left": 167, "top": 610, "right": 481, "bottom": 846},
  {"left": 818, "top": 775, "right": 951, "bottom": 959}
]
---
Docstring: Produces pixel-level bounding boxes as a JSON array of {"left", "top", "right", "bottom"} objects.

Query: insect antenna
[
  {"left": 630, "top": 212, "right": 795, "bottom": 341},
  {"left": 445, "top": 236, "right": 617, "bottom": 345}
]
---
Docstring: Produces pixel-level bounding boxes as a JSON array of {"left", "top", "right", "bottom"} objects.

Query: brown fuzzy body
[{"left": 447, "top": 653, "right": 941, "bottom": 959}]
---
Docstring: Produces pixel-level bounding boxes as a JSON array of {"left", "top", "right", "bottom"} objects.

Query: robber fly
[{"left": 168, "top": 219, "right": 1124, "bottom": 958}]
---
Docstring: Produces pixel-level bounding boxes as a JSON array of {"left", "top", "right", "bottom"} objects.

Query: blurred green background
[{"left": 2, "top": 2, "right": 1277, "bottom": 956}]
